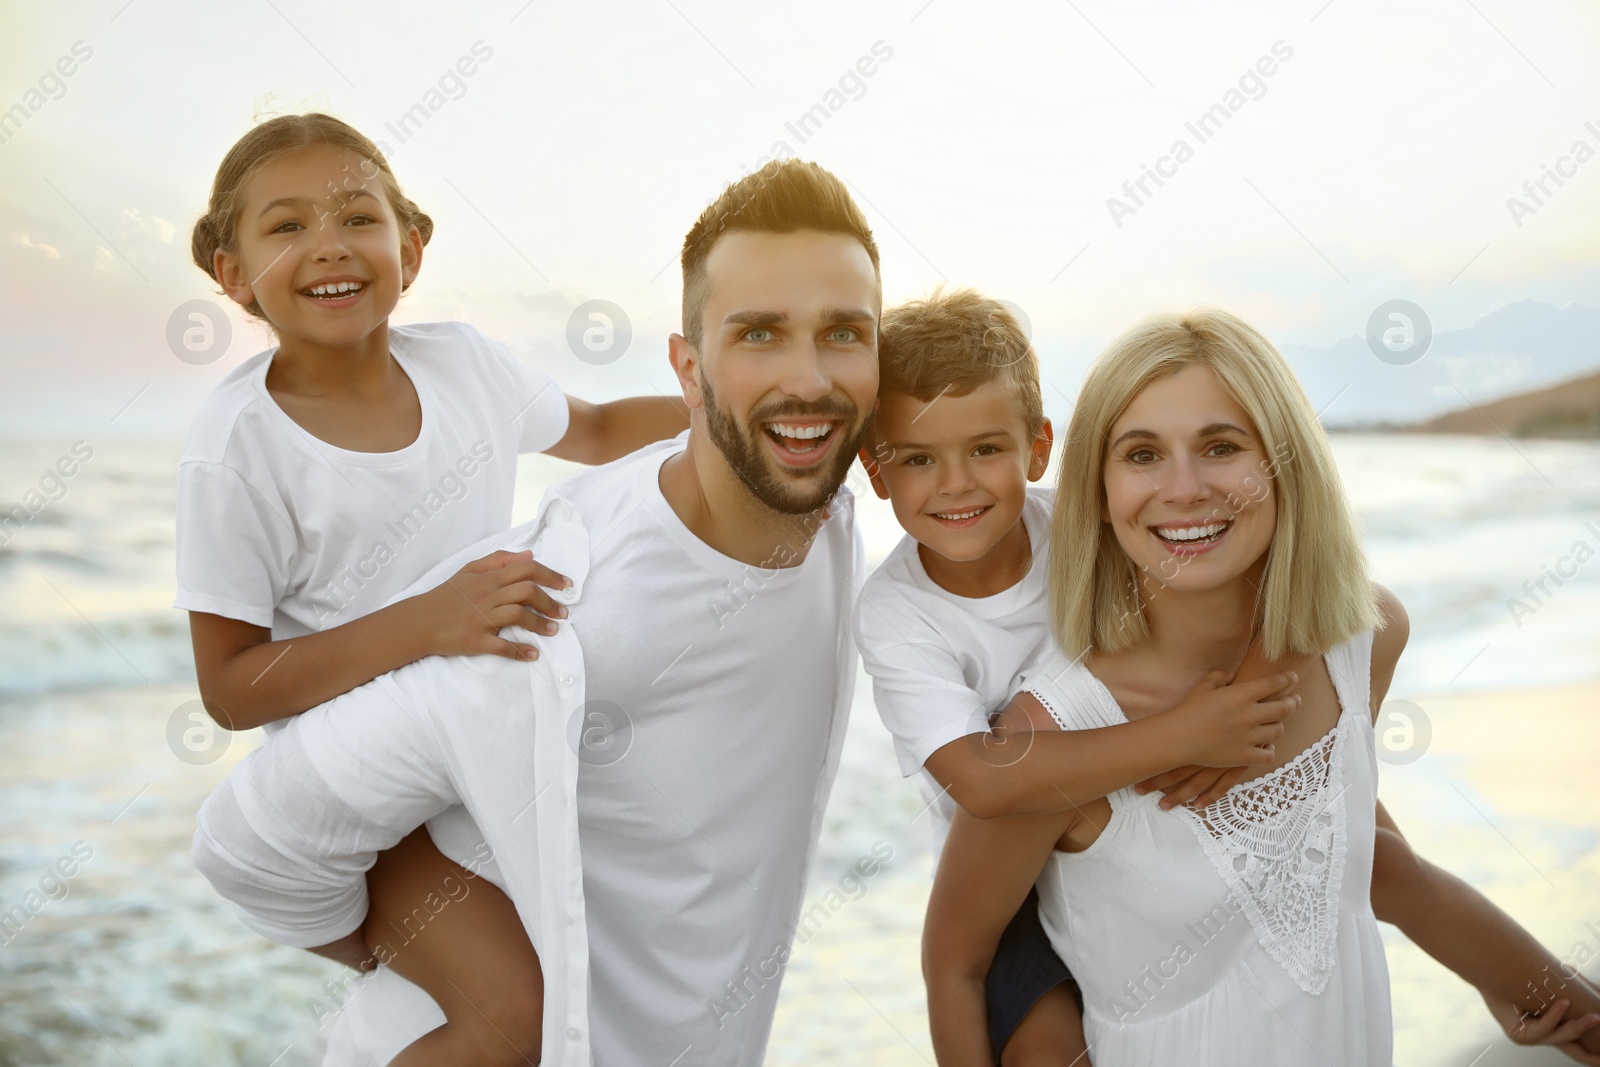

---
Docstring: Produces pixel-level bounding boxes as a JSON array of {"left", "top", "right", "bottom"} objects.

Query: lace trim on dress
[{"left": 1176, "top": 717, "right": 1349, "bottom": 995}]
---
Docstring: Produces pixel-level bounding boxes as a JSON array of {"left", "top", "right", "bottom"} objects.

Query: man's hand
[
  {"left": 1482, "top": 990, "right": 1600, "bottom": 1063},
  {"left": 405, "top": 549, "right": 572, "bottom": 662}
]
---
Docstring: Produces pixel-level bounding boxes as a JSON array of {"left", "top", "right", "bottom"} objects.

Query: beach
[{"left": 2, "top": 432, "right": 1598, "bottom": 1063}]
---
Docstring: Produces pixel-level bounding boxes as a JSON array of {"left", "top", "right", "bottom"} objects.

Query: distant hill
[{"left": 1411, "top": 368, "right": 1600, "bottom": 438}]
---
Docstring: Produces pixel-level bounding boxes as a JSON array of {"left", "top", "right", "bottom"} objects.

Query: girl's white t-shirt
[{"left": 173, "top": 320, "right": 568, "bottom": 645}]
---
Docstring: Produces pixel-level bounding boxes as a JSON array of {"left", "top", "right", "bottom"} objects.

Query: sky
[{"left": 1, "top": 0, "right": 1597, "bottom": 436}]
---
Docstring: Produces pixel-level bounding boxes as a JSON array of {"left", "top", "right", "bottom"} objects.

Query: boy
[{"left": 854, "top": 288, "right": 1600, "bottom": 1064}]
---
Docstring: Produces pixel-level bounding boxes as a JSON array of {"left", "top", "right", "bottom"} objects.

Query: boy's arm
[
  {"left": 925, "top": 807, "right": 1070, "bottom": 1067},
  {"left": 924, "top": 671, "right": 1296, "bottom": 820},
  {"left": 546, "top": 395, "right": 690, "bottom": 465}
]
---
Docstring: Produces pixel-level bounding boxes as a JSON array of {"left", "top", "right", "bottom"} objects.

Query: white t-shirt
[
  {"left": 551, "top": 435, "right": 862, "bottom": 1066},
  {"left": 854, "top": 486, "right": 1055, "bottom": 838},
  {"left": 173, "top": 320, "right": 568, "bottom": 644}
]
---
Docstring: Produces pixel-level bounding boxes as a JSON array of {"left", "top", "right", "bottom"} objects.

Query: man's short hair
[
  {"left": 879, "top": 287, "right": 1045, "bottom": 436},
  {"left": 680, "top": 159, "right": 880, "bottom": 347}
]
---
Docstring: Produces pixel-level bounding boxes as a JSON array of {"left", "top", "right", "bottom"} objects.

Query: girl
[
  {"left": 923, "top": 309, "right": 1600, "bottom": 1064},
  {"left": 178, "top": 113, "right": 686, "bottom": 1065}
]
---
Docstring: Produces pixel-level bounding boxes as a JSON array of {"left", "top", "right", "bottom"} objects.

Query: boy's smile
[{"left": 865, "top": 378, "right": 1052, "bottom": 598}]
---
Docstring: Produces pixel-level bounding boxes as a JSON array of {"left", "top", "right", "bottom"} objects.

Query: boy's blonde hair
[
  {"left": 878, "top": 287, "right": 1045, "bottom": 437},
  {"left": 1049, "top": 308, "right": 1379, "bottom": 661}
]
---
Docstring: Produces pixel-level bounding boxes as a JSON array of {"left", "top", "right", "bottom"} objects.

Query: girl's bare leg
[{"left": 364, "top": 827, "right": 543, "bottom": 1067}]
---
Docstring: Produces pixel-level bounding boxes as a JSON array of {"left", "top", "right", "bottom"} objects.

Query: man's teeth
[
  {"left": 766, "top": 423, "right": 833, "bottom": 440},
  {"left": 1154, "top": 521, "right": 1229, "bottom": 543},
  {"left": 305, "top": 282, "right": 364, "bottom": 296},
  {"left": 935, "top": 508, "right": 987, "bottom": 521}
]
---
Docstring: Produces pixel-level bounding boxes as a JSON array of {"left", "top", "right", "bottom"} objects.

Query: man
[{"left": 192, "top": 158, "right": 882, "bottom": 1066}]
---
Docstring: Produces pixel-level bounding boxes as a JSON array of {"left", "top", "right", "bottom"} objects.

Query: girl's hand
[
  {"left": 1482, "top": 992, "right": 1600, "bottom": 1063},
  {"left": 408, "top": 549, "right": 572, "bottom": 662}
]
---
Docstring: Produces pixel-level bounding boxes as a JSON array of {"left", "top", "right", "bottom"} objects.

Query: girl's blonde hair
[
  {"left": 191, "top": 113, "right": 433, "bottom": 320},
  {"left": 1049, "top": 308, "right": 1379, "bottom": 661}
]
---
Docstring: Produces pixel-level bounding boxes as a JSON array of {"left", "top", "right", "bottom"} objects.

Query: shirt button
[
  {"left": 561, "top": 586, "right": 578, "bottom": 602},
  {"left": 566, "top": 1027, "right": 581, "bottom": 1041},
  {"left": 560, "top": 672, "right": 574, "bottom": 687}
]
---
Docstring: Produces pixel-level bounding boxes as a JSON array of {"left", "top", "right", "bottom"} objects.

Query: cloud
[
  {"left": 118, "top": 207, "right": 176, "bottom": 244},
  {"left": 9, "top": 232, "right": 60, "bottom": 258}
]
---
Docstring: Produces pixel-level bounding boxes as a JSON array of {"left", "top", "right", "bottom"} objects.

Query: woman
[{"left": 922, "top": 309, "right": 1600, "bottom": 1065}]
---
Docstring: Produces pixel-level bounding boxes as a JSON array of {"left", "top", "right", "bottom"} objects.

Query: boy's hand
[
  {"left": 1482, "top": 992, "right": 1600, "bottom": 1063},
  {"left": 1136, "top": 764, "right": 1250, "bottom": 811},
  {"left": 1159, "top": 669, "right": 1299, "bottom": 770},
  {"left": 410, "top": 549, "right": 572, "bottom": 662}
]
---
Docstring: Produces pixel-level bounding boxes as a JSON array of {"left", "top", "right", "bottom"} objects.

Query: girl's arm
[
  {"left": 1366, "top": 585, "right": 1600, "bottom": 1057},
  {"left": 545, "top": 395, "right": 690, "bottom": 466},
  {"left": 191, "top": 549, "right": 568, "bottom": 731},
  {"left": 924, "top": 806, "right": 1070, "bottom": 1067}
]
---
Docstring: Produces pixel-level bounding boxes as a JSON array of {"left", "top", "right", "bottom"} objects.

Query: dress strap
[{"left": 1021, "top": 653, "right": 1125, "bottom": 733}]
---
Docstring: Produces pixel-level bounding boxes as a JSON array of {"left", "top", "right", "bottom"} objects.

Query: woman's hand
[{"left": 405, "top": 549, "right": 572, "bottom": 662}]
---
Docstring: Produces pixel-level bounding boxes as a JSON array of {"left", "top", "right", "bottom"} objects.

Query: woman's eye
[
  {"left": 270, "top": 220, "right": 303, "bottom": 234},
  {"left": 1126, "top": 448, "right": 1157, "bottom": 464},
  {"left": 1207, "top": 441, "right": 1240, "bottom": 457}
]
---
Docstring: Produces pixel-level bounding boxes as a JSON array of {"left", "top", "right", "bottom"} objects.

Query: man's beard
[{"left": 699, "top": 374, "right": 866, "bottom": 515}]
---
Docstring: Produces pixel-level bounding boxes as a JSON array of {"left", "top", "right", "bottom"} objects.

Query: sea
[{"left": 2, "top": 431, "right": 1597, "bottom": 1065}]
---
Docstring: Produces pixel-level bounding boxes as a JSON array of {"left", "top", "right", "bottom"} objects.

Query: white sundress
[{"left": 1028, "top": 631, "right": 1393, "bottom": 1066}]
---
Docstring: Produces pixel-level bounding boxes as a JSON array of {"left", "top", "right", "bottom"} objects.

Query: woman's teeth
[{"left": 1153, "top": 521, "right": 1230, "bottom": 544}]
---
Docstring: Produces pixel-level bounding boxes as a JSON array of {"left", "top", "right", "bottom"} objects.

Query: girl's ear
[
  {"left": 1028, "top": 417, "right": 1054, "bottom": 481},
  {"left": 214, "top": 247, "right": 254, "bottom": 309},
  {"left": 399, "top": 225, "right": 424, "bottom": 291}
]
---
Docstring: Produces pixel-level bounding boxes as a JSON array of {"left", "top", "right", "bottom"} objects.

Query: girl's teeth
[
  {"left": 306, "top": 282, "right": 363, "bottom": 296},
  {"left": 936, "top": 508, "right": 985, "bottom": 521}
]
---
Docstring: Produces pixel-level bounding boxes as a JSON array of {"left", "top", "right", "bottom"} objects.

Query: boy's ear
[
  {"left": 667, "top": 334, "right": 704, "bottom": 411},
  {"left": 857, "top": 446, "right": 891, "bottom": 500},
  {"left": 1027, "top": 417, "right": 1054, "bottom": 482}
]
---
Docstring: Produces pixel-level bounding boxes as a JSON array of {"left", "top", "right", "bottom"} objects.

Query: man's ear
[
  {"left": 857, "top": 446, "right": 891, "bottom": 500},
  {"left": 1028, "top": 417, "right": 1054, "bottom": 482},
  {"left": 668, "top": 333, "right": 704, "bottom": 411},
  {"left": 214, "top": 247, "right": 255, "bottom": 309}
]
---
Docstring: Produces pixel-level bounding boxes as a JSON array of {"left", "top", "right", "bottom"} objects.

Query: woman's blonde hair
[{"left": 1048, "top": 308, "right": 1379, "bottom": 661}]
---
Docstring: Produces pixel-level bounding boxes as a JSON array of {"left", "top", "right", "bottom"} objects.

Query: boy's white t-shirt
[
  {"left": 173, "top": 320, "right": 568, "bottom": 652},
  {"left": 854, "top": 485, "right": 1055, "bottom": 836}
]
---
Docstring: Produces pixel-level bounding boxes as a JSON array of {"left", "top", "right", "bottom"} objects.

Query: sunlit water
[{"left": 2, "top": 433, "right": 1597, "bottom": 1064}]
